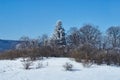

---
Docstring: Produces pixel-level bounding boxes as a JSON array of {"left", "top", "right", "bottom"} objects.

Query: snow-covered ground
[{"left": 0, "top": 57, "right": 120, "bottom": 80}]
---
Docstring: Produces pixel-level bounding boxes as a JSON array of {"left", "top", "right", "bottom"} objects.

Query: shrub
[
  {"left": 81, "top": 60, "right": 93, "bottom": 68},
  {"left": 36, "top": 62, "right": 43, "bottom": 69},
  {"left": 63, "top": 62, "right": 73, "bottom": 71},
  {"left": 22, "top": 58, "right": 33, "bottom": 70}
]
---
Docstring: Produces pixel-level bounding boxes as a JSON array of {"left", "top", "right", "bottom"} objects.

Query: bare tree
[
  {"left": 29, "top": 39, "right": 39, "bottom": 48},
  {"left": 80, "top": 24, "right": 101, "bottom": 49},
  {"left": 41, "top": 34, "right": 49, "bottom": 46},
  {"left": 106, "top": 26, "right": 120, "bottom": 49},
  {"left": 66, "top": 27, "right": 81, "bottom": 48},
  {"left": 16, "top": 36, "right": 31, "bottom": 50}
]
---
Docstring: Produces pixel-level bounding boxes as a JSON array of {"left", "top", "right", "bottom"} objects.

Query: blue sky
[{"left": 0, "top": 0, "right": 120, "bottom": 40}]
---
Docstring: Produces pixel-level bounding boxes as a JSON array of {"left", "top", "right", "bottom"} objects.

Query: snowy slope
[{"left": 0, "top": 58, "right": 120, "bottom": 80}]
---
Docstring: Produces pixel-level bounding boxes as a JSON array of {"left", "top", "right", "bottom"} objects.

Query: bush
[
  {"left": 36, "top": 62, "right": 43, "bottom": 69},
  {"left": 22, "top": 58, "right": 33, "bottom": 70},
  {"left": 63, "top": 62, "right": 73, "bottom": 71},
  {"left": 70, "top": 50, "right": 82, "bottom": 62},
  {"left": 81, "top": 60, "right": 93, "bottom": 68}
]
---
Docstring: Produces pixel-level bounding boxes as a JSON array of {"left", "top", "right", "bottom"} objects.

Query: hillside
[
  {"left": 0, "top": 57, "right": 119, "bottom": 80},
  {"left": 0, "top": 39, "right": 21, "bottom": 52}
]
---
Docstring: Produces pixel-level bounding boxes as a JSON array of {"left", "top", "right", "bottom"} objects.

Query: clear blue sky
[{"left": 0, "top": 0, "right": 120, "bottom": 40}]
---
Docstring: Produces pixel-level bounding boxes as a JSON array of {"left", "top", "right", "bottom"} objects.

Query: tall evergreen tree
[{"left": 52, "top": 20, "right": 66, "bottom": 46}]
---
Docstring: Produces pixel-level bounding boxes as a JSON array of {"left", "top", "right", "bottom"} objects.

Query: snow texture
[{"left": 0, "top": 58, "right": 120, "bottom": 80}]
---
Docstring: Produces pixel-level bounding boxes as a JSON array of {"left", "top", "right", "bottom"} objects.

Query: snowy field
[{"left": 0, "top": 57, "right": 120, "bottom": 80}]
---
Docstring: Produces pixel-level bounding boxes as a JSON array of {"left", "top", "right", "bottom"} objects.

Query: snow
[{"left": 0, "top": 57, "right": 120, "bottom": 80}]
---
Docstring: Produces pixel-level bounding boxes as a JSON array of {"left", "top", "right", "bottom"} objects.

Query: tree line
[{"left": 0, "top": 20, "right": 120, "bottom": 66}]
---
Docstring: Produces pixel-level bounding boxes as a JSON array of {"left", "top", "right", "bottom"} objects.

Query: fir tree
[{"left": 52, "top": 20, "right": 66, "bottom": 47}]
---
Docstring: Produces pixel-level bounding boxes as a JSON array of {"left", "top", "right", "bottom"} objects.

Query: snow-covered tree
[{"left": 52, "top": 20, "right": 66, "bottom": 47}]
